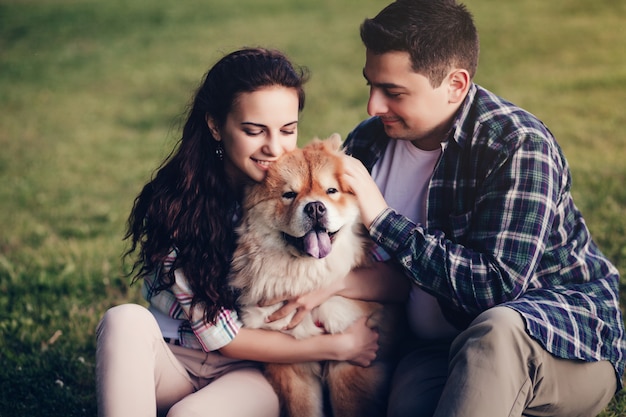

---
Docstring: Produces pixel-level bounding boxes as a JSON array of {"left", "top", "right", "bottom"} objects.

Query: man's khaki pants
[{"left": 388, "top": 307, "right": 617, "bottom": 417}]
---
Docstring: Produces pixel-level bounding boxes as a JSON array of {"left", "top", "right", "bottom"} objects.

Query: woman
[{"left": 95, "top": 47, "right": 379, "bottom": 417}]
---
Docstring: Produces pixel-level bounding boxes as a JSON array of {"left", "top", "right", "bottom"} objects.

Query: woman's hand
[
  {"left": 263, "top": 283, "right": 340, "bottom": 329},
  {"left": 339, "top": 316, "right": 379, "bottom": 367}
]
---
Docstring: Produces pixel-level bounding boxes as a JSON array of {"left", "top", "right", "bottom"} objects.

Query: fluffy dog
[{"left": 229, "top": 135, "right": 400, "bottom": 417}]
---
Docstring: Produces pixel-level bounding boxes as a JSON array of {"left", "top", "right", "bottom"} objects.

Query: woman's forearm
[
  {"left": 219, "top": 319, "right": 378, "bottom": 367},
  {"left": 220, "top": 328, "right": 341, "bottom": 362}
]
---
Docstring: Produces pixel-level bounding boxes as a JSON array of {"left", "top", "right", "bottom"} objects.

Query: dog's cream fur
[{"left": 229, "top": 135, "right": 399, "bottom": 417}]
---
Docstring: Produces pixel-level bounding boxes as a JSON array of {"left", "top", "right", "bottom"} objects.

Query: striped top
[
  {"left": 344, "top": 83, "right": 626, "bottom": 388},
  {"left": 143, "top": 250, "right": 241, "bottom": 352}
]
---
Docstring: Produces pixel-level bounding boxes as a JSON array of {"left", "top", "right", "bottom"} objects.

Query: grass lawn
[{"left": 1, "top": 0, "right": 625, "bottom": 415}]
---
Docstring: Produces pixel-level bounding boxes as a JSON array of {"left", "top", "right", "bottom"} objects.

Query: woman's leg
[
  {"left": 167, "top": 367, "right": 280, "bottom": 417},
  {"left": 96, "top": 304, "right": 195, "bottom": 417}
]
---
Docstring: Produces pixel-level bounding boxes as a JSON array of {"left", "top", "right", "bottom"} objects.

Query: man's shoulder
[
  {"left": 461, "top": 84, "right": 554, "bottom": 153},
  {"left": 344, "top": 117, "right": 384, "bottom": 150},
  {"left": 347, "top": 116, "right": 384, "bottom": 139},
  {"left": 471, "top": 84, "right": 548, "bottom": 133}
]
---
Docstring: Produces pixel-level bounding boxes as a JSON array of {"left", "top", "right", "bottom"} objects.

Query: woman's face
[{"left": 211, "top": 86, "right": 300, "bottom": 189}]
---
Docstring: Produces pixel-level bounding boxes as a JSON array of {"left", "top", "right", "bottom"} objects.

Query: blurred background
[{"left": 1, "top": 0, "right": 625, "bottom": 414}]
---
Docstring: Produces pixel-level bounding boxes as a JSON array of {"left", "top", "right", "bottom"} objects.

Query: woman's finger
[{"left": 265, "top": 302, "right": 293, "bottom": 322}]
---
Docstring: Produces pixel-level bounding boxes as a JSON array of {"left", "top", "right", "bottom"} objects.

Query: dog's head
[{"left": 243, "top": 134, "right": 361, "bottom": 259}]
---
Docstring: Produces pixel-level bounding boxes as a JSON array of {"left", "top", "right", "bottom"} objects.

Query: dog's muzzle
[
  {"left": 281, "top": 201, "right": 341, "bottom": 258},
  {"left": 282, "top": 228, "right": 338, "bottom": 259}
]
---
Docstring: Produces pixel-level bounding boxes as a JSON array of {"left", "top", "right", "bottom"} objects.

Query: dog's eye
[
  {"left": 326, "top": 188, "right": 338, "bottom": 195},
  {"left": 282, "top": 191, "right": 297, "bottom": 200}
]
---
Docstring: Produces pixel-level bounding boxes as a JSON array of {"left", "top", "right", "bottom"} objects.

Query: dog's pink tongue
[{"left": 303, "top": 230, "right": 332, "bottom": 258}]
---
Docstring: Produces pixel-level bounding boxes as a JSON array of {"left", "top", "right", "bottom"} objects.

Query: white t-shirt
[{"left": 372, "top": 140, "right": 459, "bottom": 339}]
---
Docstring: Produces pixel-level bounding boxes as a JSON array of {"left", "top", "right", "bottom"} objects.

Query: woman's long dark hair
[{"left": 124, "top": 48, "right": 309, "bottom": 323}]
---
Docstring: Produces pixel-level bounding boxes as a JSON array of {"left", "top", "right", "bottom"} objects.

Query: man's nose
[{"left": 367, "top": 89, "right": 387, "bottom": 116}]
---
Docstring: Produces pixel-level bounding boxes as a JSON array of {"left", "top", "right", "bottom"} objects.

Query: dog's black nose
[{"left": 304, "top": 201, "right": 326, "bottom": 221}]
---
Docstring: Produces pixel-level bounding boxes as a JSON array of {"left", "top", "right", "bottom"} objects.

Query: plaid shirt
[
  {"left": 142, "top": 250, "right": 241, "bottom": 352},
  {"left": 344, "top": 83, "right": 626, "bottom": 388}
]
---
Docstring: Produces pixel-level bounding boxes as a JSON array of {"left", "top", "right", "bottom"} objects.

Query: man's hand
[{"left": 341, "top": 154, "right": 388, "bottom": 229}]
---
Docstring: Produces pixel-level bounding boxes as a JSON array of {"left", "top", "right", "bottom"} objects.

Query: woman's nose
[{"left": 263, "top": 134, "right": 282, "bottom": 156}]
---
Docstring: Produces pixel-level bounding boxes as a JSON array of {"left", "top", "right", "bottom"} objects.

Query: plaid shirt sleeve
[
  {"left": 370, "top": 129, "right": 562, "bottom": 314},
  {"left": 143, "top": 251, "right": 241, "bottom": 352}
]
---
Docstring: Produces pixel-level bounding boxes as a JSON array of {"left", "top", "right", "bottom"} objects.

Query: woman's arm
[{"left": 219, "top": 316, "right": 379, "bottom": 367}]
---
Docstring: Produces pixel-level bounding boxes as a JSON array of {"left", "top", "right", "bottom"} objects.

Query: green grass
[{"left": 1, "top": 0, "right": 625, "bottom": 415}]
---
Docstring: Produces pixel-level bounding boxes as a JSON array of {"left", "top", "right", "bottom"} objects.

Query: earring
[{"left": 215, "top": 142, "right": 224, "bottom": 161}]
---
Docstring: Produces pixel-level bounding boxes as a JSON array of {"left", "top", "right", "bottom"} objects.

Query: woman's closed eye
[{"left": 244, "top": 128, "right": 265, "bottom": 136}]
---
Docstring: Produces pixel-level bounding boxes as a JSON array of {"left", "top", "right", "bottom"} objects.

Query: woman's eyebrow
[
  {"left": 241, "top": 122, "right": 266, "bottom": 128},
  {"left": 240, "top": 121, "right": 298, "bottom": 128}
]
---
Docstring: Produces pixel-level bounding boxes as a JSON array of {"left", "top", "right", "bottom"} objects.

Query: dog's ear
[{"left": 326, "top": 133, "right": 342, "bottom": 152}]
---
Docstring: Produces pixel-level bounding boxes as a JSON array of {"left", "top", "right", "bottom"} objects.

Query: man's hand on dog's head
[{"left": 341, "top": 154, "right": 388, "bottom": 229}]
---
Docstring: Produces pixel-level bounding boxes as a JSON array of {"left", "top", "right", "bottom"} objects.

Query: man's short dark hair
[{"left": 361, "top": 0, "right": 479, "bottom": 87}]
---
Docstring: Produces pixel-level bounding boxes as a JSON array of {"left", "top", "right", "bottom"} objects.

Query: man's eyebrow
[{"left": 362, "top": 68, "right": 404, "bottom": 89}]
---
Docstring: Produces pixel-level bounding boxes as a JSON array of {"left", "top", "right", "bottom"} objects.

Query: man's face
[{"left": 363, "top": 49, "right": 458, "bottom": 150}]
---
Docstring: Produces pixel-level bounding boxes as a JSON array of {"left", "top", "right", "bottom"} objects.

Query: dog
[{"left": 229, "top": 135, "right": 400, "bottom": 417}]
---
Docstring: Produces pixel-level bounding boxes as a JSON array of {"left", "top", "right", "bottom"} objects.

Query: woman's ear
[
  {"left": 206, "top": 114, "right": 221, "bottom": 141},
  {"left": 447, "top": 69, "right": 470, "bottom": 104}
]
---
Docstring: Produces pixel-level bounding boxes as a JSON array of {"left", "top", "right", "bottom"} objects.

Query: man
[{"left": 339, "top": 0, "right": 625, "bottom": 416}]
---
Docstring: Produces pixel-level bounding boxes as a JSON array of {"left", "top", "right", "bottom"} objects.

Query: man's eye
[
  {"left": 385, "top": 90, "right": 402, "bottom": 98},
  {"left": 282, "top": 191, "right": 297, "bottom": 199},
  {"left": 327, "top": 188, "right": 338, "bottom": 195}
]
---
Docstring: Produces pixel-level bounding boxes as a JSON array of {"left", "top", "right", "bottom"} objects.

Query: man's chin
[
  {"left": 383, "top": 124, "right": 411, "bottom": 141},
  {"left": 382, "top": 123, "right": 401, "bottom": 138}
]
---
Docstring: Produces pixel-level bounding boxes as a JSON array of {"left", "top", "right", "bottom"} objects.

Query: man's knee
[{"left": 451, "top": 306, "right": 527, "bottom": 359}]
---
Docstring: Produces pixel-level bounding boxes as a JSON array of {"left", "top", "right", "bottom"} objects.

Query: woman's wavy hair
[{"left": 124, "top": 47, "right": 309, "bottom": 323}]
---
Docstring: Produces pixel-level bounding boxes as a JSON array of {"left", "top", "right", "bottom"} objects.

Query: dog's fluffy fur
[{"left": 229, "top": 135, "right": 399, "bottom": 417}]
